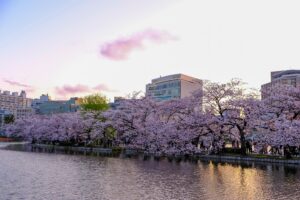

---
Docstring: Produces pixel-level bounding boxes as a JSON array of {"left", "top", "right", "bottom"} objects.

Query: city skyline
[{"left": 1, "top": 0, "right": 300, "bottom": 100}]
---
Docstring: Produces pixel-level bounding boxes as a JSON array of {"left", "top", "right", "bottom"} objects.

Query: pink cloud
[
  {"left": 54, "top": 84, "right": 91, "bottom": 96},
  {"left": 4, "top": 79, "right": 32, "bottom": 88},
  {"left": 3, "top": 79, "right": 35, "bottom": 92},
  {"left": 54, "top": 84, "right": 116, "bottom": 98},
  {"left": 100, "top": 29, "right": 178, "bottom": 61},
  {"left": 93, "top": 84, "right": 118, "bottom": 92}
]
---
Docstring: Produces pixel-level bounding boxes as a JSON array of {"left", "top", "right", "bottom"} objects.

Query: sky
[{"left": 1, "top": 0, "right": 300, "bottom": 101}]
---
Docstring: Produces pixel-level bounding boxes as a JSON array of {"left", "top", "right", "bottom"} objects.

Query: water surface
[{"left": 0, "top": 145, "right": 300, "bottom": 200}]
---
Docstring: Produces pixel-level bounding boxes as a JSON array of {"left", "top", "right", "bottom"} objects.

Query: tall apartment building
[
  {"left": 0, "top": 90, "right": 33, "bottom": 119},
  {"left": 146, "top": 74, "right": 203, "bottom": 101},
  {"left": 261, "top": 70, "right": 300, "bottom": 99}
]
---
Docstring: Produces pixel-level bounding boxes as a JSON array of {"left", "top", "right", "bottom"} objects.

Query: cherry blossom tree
[
  {"left": 190, "top": 79, "right": 261, "bottom": 155},
  {"left": 5, "top": 113, "right": 87, "bottom": 145},
  {"left": 103, "top": 97, "right": 158, "bottom": 150},
  {"left": 5, "top": 79, "right": 300, "bottom": 158},
  {"left": 253, "top": 85, "right": 300, "bottom": 156}
]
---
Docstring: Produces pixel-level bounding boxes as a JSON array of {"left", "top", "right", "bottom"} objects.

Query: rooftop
[
  {"left": 150, "top": 73, "right": 202, "bottom": 84},
  {"left": 271, "top": 69, "right": 300, "bottom": 81}
]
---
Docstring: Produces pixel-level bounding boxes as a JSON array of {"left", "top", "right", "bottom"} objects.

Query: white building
[
  {"left": 0, "top": 90, "right": 33, "bottom": 120},
  {"left": 146, "top": 74, "right": 203, "bottom": 100}
]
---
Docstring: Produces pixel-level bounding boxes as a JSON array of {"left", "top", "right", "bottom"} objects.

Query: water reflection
[{"left": 0, "top": 148, "right": 300, "bottom": 200}]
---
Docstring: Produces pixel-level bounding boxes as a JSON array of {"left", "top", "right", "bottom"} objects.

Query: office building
[
  {"left": 35, "top": 97, "right": 81, "bottom": 115},
  {"left": 261, "top": 70, "right": 300, "bottom": 99},
  {"left": 32, "top": 94, "right": 51, "bottom": 111},
  {"left": 146, "top": 74, "right": 203, "bottom": 101}
]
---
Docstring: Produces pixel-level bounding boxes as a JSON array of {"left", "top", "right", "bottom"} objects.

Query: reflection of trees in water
[
  {"left": 199, "top": 160, "right": 300, "bottom": 199},
  {"left": 284, "top": 166, "right": 297, "bottom": 176},
  {"left": 209, "top": 159, "right": 300, "bottom": 174},
  {"left": 2, "top": 148, "right": 300, "bottom": 199}
]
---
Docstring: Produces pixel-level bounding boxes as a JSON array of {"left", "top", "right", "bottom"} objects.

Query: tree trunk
[
  {"left": 240, "top": 131, "right": 247, "bottom": 156},
  {"left": 284, "top": 145, "right": 292, "bottom": 159}
]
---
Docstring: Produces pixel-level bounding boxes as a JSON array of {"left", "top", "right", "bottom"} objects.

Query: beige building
[
  {"left": 0, "top": 90, "right": 33, "bottom": 119},
  {"left": 261, "top": 70, "right": 300, "bottom": 99},
  {"left": 146, "top": 74, "right": 203, "bottom": 100}
]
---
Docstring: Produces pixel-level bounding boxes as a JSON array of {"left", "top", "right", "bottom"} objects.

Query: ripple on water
[{"left": 0, "top": 149, "right": 300, "bottom": 200}]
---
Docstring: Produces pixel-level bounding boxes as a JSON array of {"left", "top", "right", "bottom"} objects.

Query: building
[
  {"left": 146, "top": 74, "right": 203, "bottom": 101},
  {"left": 32, "top": 94, "right": 51, "bottom": 111},
  {"left": 35, "top": 97, "right": 81, "bottom": 115},
  {"left": 17, "top": 108, "right": 34, "bottom": 119},
  {"left": 0, "top": 90, "right": 33, "bottom": 120},
  {"left": 109, "top": 97, "right": 126, "bottom": 110},
  {"left": 261, "top": 70, "right": 300, "bottom": 99}
]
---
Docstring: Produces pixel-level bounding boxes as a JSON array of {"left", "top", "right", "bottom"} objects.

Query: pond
[{"left": 0, "top": 144, "right": 300, "bottom": 200}]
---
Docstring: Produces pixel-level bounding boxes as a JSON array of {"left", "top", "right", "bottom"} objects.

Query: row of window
[
  {"left": 152, "top": 88, "right": 180, "bottom": 97},
  {"left": 148, "top": 81, "right": 180, "bottom": 91},
  {"left": 280, "top": 78, "right": 297, "bottom": 87}
]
